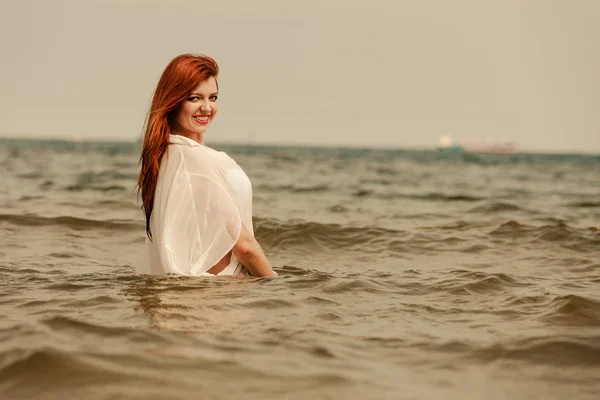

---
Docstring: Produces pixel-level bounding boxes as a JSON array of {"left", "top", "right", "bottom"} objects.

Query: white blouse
[{"left": 138, "top": 134, "right": 253, "bottom": 276}]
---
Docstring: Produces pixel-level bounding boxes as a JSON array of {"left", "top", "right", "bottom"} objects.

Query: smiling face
[{"left": 172, "top": 76, "right": 219, "bottom": 144}]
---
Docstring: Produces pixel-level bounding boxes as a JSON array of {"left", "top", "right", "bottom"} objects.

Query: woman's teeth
[{"left": 193, "top": 116, "right": 209, "bottom": 123}]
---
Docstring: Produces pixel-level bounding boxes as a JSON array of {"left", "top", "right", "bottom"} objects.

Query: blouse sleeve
[{"left": 158, "top": 164, "right": 242, "bottom": 276}]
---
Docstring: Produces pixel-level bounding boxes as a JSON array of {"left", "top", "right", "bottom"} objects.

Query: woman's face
[{"left": 173, "top": 76, "right": 218, "bottom": 141}]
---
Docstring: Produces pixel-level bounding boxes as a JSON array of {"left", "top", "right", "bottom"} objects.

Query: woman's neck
[{"left": 171, "top": 129, "right": 204, "bottom": 145}]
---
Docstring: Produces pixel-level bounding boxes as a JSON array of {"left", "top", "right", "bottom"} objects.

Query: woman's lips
[{"left": 193, "top": 115, "right": 210, "bottom": 124}]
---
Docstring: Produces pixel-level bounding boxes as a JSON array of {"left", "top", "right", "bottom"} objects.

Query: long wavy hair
[{"left": 138, "top": 54, "right": 219, "bottom": 240}]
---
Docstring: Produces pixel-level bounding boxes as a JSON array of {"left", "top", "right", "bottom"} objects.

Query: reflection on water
[{"left": 124, "top": 275, "right": 258, "bottom": 335}]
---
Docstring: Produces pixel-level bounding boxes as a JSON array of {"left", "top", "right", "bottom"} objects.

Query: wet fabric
[{"left": 139, "top": 134, "right": 253, "bottom": 276}]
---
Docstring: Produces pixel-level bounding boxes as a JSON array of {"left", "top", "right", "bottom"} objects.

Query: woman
[{"left": 137, "top": 54, "right": 277, "bottom": 277}]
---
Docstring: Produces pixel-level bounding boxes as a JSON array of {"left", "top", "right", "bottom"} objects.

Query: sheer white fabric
[{"left": 138, "top": 134, "right": 254, "bottom": 276}]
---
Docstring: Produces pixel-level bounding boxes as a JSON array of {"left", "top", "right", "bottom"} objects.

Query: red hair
[{"left": 138, "top": 54, "right": 219, "bottom": 239}]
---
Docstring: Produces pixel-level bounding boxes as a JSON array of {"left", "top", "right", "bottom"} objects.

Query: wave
[
  {"left": 540, "top": 294, "right": 600, "bottom": 327},
  {"left": 358, "top": 178, "right": 393, "bottom": 186},
  {"left": 469, "top": 202, "right": 528, "bottom": 213},
  {"left": 254, "top": 217, "right": 600, "bottom": 256},
  {"left": 328, "top": 205, "right": 348, "bottom": 214},
  {"left": 254, "top": 217, "right": 409, "bottom": 253},
  {"left": 567, "top": 201, "right": 600, "bottom": 208},
  {"left": 488, "top": 220, "right": 579, "bottom": 241},
  {"left": 476, "top": 335, "right": 600, "bottom": 366},
  {"left": 16, "top": 172, "right": 43, "bottom": 179},
  {"left": 0, "top": 347, "right": 103, "bottom": 382},
  {"left": 55, "top": 199, "right": 138, "bottom": 209},
  {"left": 410, "top": 335, "right": 600, "bottom": 366},
  {"left": 65, "top": 184, "right": 128, "bottom": 192},
  {"left": 489, "top": 220, "right": 600, "bottom": 252},
  {"left": 535, "top": 222, "right": 579, "bottom": 242},
  {"left": 350, "top": 191, "right": 485, "bottom": 202},
  {"left": 57, "top": 170, "right": 138, "bottom": 193},
  {"left": 459, "top": 273, "right": 523, "bottom": 294},
  {"left": 255, "top": 183, "right": 331, "bottom": 193},
  {"left": 423, "top": 193, "right": 484, "bottom": 202},
  {"left": 0, "top": 347, "right": 195, "bottom": 399},
  {"left": 0, "top": 213, "right": 142, "bottom": 231},
  {"left": 374, "top": 167, "right": 398, "bottom": 176},
  {"left": 42, "top": 315, "right": 150, "bottom": 338},
  {"left": 18, "top": 195, "right": 46, "bottom": 201}
]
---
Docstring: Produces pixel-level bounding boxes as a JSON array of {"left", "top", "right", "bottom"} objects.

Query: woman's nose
[{"left": 200, "top": 101, "right": 211, "bottom": 112}]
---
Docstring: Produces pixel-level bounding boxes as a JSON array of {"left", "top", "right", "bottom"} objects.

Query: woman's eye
[
  {"left": 209, "top": 95, "right": 218, "bottom": 101},
  {"left": 188, "top": 96, "right": 200, "bottom": 102}
]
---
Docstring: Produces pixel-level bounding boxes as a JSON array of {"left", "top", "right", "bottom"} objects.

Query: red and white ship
[{"left": 437, "top": 136, "right": 517, "bottom": 154}]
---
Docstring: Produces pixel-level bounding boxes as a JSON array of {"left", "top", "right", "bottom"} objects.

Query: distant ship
[{"left": 436, "top": 135, "right": 517, "bottom": 154}]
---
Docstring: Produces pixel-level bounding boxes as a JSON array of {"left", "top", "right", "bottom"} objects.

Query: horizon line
[{"left": 0, "top": 133, "right": 598, "bottom": 156}]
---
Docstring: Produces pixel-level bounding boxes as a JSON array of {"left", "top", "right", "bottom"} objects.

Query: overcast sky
[{"left": 1, "top": 0, "right": 599, "bottom": 153}]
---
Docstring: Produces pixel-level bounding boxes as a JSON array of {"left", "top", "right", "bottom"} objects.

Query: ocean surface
[{"left": 0, "top": 137, "right": 599, "bottom": 400}]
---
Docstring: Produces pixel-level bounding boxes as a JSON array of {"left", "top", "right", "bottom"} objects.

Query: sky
[{"left": 0, "top": 0, "right": 599, "bottom": 153}]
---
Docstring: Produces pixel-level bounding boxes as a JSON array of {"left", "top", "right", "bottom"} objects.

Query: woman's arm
[{"left": 232, "top": 224, "right": 278, "bottom": 277}]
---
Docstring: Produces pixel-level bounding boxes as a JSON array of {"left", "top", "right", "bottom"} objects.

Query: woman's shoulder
[
  {"left": 169, "top": 134, "right": 230, "bottom": 157},
  {"left": 167, "top": 135, "right": 238, "bottom": 173}
]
